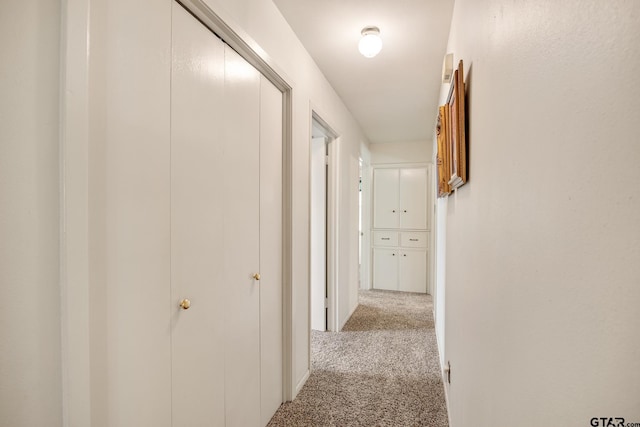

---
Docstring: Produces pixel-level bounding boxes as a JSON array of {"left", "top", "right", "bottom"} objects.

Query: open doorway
[{"left": 310, "top": 113, "right": 338, "bottom": 332}]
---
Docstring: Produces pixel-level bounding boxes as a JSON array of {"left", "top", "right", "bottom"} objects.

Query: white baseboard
[
  {"left": 434, "top": 327, "right": 452, "bottom": 427},
  {"left": 294, "top": 369, "right": 310, "bottom": 398}
]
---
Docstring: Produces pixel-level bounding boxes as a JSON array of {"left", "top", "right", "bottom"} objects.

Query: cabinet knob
[
  {"left": 392, "top": 210, "right": 396, "bottom": 213},
  {"left": 392, "top": 253, "right": 395, "bottom": 256},
  {"left": 403, "top": 254, "right": 407, "bottom": 257},
  {"left": 252, "top": 273, "right": 261, "bottom": 281},
  {"left": 179, "top": 299, "right": 191, "bottom": 310},
  {"left": 404, "top": 210, "right": 407, "bottom": 213}
]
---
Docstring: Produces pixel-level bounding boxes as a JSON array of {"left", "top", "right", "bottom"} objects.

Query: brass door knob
[
  {"left": 252, "top": 273, "right": 261, "bottom": 281},
  {"left": 179, "top": 299, "right": 191, "bottom": 310}
]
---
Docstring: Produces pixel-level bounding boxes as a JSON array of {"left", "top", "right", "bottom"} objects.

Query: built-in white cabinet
[
  {"left": 372, "top": 232, "right": 428, "bottom": 292},
  {"left": 373, "top": 167, "right": 428, "bottom": 230},
  {"left": 372, "top": 166, "right": 429, "bottom": 293}
]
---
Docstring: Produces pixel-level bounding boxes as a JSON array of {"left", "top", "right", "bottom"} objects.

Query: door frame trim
[{"left": 59, "top": 0, "right": 92, "bottom": 424}]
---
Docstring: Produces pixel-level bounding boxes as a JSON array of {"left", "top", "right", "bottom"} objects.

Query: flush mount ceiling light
[{"left": 358, "top": 26, "right": 382, "bottom": 58}]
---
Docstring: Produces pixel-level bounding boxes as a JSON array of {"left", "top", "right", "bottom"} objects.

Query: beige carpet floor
[{"left": 268, "top": 290, "right": 449, "bottom": 427}]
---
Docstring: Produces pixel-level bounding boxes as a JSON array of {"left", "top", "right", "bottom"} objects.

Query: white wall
[
  {"left": 434, "top": 195, "right": 447, "bottom": 369},
  {"left": 0, "top": 1, "right": 62, "bottom": 426},
  {"left": 338, "top": 146, "right": 361, "bottom": 330},
  {"left": 359, "top": 142, "right": 372, "bottom": 290},
  {"left": 436, "top": 1, "right": 640, "bottom": 425},
  {"left": 370, "top": 140, "right": 432, "bottom": 164}
]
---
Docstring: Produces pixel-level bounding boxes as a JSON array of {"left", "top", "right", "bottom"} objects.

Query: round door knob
[
  {"left": 253, "top": 273, "right": 261, "bottom": 281},
  {"left": 179, "top": 299, "right": 191, "bottom": 310}
]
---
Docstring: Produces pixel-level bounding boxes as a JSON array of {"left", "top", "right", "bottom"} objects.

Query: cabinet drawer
[
  {"left": 400, "top": 232, "right": 428, "bottom": 248},
  {"left": 373, "top": 231, "right": 398, "bottom": 247}
]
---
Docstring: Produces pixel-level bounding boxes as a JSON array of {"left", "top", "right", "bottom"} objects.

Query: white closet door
[
  {"left": 259, "top": 75, "right": 283, "bottom": 426},
  {"left": 223, "top": 45, "right": 261, "bottom": 427},
  {"left": 170, "top": 4, "right": 225, "bottom": 426},
  {"left": 373, "top": 168, "right": 399, "bottom": 229},
  {"left": 399, "top": 168, "right": 427, "bottom": 230}
]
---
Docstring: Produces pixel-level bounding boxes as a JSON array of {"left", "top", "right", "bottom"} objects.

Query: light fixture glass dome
[{"left": 358, "top": 26, "right": 382, "bottom": 58}]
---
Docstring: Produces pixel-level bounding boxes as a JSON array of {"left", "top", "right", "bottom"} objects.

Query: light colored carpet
[{"left": 268, "top": 290, "right": 449, "bottom": 427}]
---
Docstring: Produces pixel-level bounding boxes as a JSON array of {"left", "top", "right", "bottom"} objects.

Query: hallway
[
  {"left": 268, "top": 291, "right": 448, "bottom": 426},
  {"left": 3, "top": 0, "right": 639, "bottom": 425}
]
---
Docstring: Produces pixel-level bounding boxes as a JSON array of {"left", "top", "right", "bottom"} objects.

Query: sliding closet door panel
[
  {"left": 223, "top": 46, "right": 261, "bottom": 427},
  {"left": 259, "top": 76, "right": 283, "bottom": 426},
  {"left": 94, "top": 0, "right": 172, "bottom": 425},
  {"left": 170, "top": 4, "right": 225, "bottom": 426}
]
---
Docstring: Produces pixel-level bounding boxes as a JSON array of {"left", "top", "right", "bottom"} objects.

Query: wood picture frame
[
  {"left": 446, "top": 60, "right": 467, "bottom": 190},
  {"left": 436, "top": 105, "right": 451, "bottom": 197}
]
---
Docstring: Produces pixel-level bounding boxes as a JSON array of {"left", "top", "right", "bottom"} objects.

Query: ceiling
[{"left": 273, "top": 0, "right": 454, "bottom": 144}]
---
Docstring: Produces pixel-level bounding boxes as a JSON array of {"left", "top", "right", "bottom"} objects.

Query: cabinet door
[
  {"left": 399, "top": 249, "right": 427, "bottom": 293},
  {"left": 373, "top": 168, "right": 399, "bottom": 229},
  {"left": 373, "top": 248, "right": 398, "bottom": 291},
  {"left": 399, "top": 167, "right": 428, "bottom": 230},
  {"left": 171, "top": 4, "right": 226, "bottom": 426}
]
